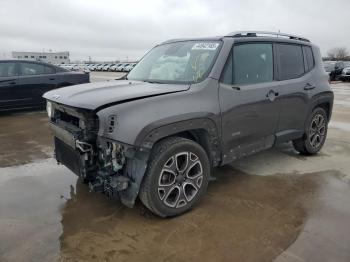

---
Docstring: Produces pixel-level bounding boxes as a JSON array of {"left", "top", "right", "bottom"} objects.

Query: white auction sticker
[{"left": 192, "top": 43, "right": 219, "bottom": 50}]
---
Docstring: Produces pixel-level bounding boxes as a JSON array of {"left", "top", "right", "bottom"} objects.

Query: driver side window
[{"left": 220, "top": 43, "right": 273, "bottom": 85}]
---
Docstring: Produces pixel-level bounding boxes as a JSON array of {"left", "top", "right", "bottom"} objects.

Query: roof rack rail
[{"left": 226, "top": 31, "right": 310, "bottom": 42}]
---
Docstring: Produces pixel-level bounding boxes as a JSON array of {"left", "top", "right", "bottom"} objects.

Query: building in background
[{"left": 12, "top": 51, "right": 70, "bottom": 64}]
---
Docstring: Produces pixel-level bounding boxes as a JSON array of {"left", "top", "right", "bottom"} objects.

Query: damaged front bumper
[{"left": 50, "top": 118, "right": 150, "bottom": 208}]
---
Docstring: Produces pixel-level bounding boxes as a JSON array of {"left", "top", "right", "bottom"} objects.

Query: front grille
[
  {"left": 56, "top": 110, "right": 80, "bottom": 128},
  {"left": 55, "top": 137, "right": 81, "bottom": 176}
]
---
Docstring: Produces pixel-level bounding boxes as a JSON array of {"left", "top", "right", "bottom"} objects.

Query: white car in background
[
  {"left": 102, "top": 64, "right": 109, "bottom": 71},
  {"left": 123, "top": 63, "right": 137, "bottom": 72},
  {"left": 72, "top": 64, "right": 81, "bottom": 71},
  {"left": 90, "top": 64, "right": 100, "bottom": 71},
  {"left": 96, "top": 64, "right": 107, "bottom": 71},
  {"left": 341, "top": 66, "right": 350, "bottom": 82},
  {"left": 61, "top": 64, "right": 74, "bottom": 71},
  {"left": 117, "top": 63, "right": 129, "bottom": 72},
  {"left": 110, "top": 63, "right": 124, "bottom": 71},
  {"left": 109, "top": 64, "right": 119, "bottom": 71}
]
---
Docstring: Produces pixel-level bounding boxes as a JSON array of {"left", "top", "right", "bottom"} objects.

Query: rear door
[
  {"left": 273, "top": 43, "right": 312, "bottom": 142},
  {"left": 16, "top": 62, "right": 58, "bottom": 106},
  {"left": 0, "top": 61, "right": 19, "bottom": 110},
  {"left": 219, "top": 42, "right": 280, "bottom": 164}
]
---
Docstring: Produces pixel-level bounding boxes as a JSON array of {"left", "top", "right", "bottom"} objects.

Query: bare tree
[{"left": 327, "top": 47, "right": 349, "bottom": 60}]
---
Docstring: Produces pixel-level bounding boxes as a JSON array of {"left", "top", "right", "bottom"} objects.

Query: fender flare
[
  {"left": 135, "top": 116, "right": 222, "bottom": 165},
  {"left": 120, "top": 116, "right": 221, "bottom": 207},
  {"left": 304, "top": 91, "right": 334, "bottom": 130}
]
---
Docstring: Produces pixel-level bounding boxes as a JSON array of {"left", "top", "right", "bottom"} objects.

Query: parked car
[
  {"left": 96, "top": 64, "right": 108, "bottom": 71},
  {"left": 117, "top": 63, "right": 129, "bottom": 72},
  {"left": 109, "top": 64, "right": 122, "bottom": 72},
  {"left": 103, "top": 64, "right": 115, "bottom": 71},
  {"left": 341, "top": 64, "right": 350, "bottom": 81},
  {"left": 60, "top": 64, "right": 74, "bottom": 71},
  {"left": 115, "top": 64, "right": 124, "bottom": 71},
  {"left": 44, "top": 31, "right": 333, "bottom": 217},
  {"left": 0, "top": 60, "right": 89, "bottom": 111},
  {"left": 123, "top": 63, "right": 137, "bottom": 72},
  {"left": 324, "top": 61, "right": 349, "bottom": 81},
  {"left": 89, "top": 64, "right": 98, "bottom": 71}
]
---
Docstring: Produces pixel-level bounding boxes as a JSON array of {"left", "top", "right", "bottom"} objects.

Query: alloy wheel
[
  {"left": 309, "top": 113, "right": 326, "bottom": 149},
  {"left": 158, "top": 152, "right": 203, "bottom": 208}
]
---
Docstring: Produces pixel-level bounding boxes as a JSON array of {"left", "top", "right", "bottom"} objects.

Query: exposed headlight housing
[{"left": 46, "top": 101, "right": 53, "bottom": 118}]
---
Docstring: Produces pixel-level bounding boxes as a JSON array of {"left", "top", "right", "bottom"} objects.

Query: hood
[{"left": 43, "top": 80, "right": 189, "bottom": 111}]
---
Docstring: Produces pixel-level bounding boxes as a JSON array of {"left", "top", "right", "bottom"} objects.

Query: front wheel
[
  {"left": 139, "top": 137, "right": 210, "bottom": 217},
  {"left": 293, "top": 107, "right": 328, "bottom": 155}
]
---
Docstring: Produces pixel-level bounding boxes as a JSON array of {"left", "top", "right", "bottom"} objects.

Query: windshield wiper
[{"left": 142, "top": 79, "right": 164, "bottom": 84}]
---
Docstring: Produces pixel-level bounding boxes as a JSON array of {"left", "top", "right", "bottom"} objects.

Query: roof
[
  {"left": 0, "top": 59, "right": 57, "bottom": 66},
  {"left": 161, "top": 31, "right": 311, "bottom": 45}
]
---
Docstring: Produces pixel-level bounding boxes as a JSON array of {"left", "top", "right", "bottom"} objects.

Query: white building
[{"left": 12, "top": 51, "right": 70, "bottom": 64}]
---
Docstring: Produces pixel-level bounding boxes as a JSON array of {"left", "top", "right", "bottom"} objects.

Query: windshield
[{"left": 127, "top": 40, "right": 221, "bottom": 84}]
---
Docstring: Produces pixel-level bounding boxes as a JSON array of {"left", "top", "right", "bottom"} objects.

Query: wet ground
[{"left": 0, "top": 75, "right": 350, "bottom": 262}]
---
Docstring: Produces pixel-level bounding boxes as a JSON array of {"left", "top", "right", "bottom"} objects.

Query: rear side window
[
  {"left": 276, "top": 44, "right": 304, "bottom": 80},
  {"left": 233, "top": 43, "right": 273, "bottom": 85},
  {"left": 0, "top": 62, "right": 17, "bottom": 77},
  {"left": 20, "top": 63, "right": 54, "bottom": 76},
  {"left": 303, "top": 46, "right": 315, "bottom": 72}
]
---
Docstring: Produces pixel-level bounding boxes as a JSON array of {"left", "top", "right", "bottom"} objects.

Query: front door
[
  {"left": 16, "top": 62, "right": 57, "bottom": 107},
  {"left": 219, "top": 42, "right": 280, "bottom": 164},
  {"left": 0, "top": 61, "right": 19, "bottom": 110}
]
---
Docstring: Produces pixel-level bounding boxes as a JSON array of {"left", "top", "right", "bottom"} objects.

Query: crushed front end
[{"left": 47, "top": 101, "right": 148, "bottom": 207}]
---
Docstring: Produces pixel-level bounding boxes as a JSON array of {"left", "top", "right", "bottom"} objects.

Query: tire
[
  {"left": 139, "top": 137, "right": 210, "bottom": 217},
  {"left": 293, "top": 107, "right": 328, "bottom": 155}
]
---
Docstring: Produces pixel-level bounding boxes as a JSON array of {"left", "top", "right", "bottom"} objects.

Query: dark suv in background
[
  {"left": 0, "top": 60, "right": 89, "bottom": 111},
  {"left": 44, "top": 31, "right": 333, "bottom": 217},
  {"left": 324, "top": 60, "right": 350, "bottom": 81}
]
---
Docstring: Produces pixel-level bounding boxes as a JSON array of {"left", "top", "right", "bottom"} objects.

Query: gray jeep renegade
[{"left": 44, "top": 31, "right": 333, "bottom": 217}]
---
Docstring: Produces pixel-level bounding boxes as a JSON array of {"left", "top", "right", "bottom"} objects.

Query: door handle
[
  {"left": 9, "top": 81, "right": 16, "bottom": 85},
  {"left": 231, "top": 86, "right": 241, "bottom": 91},
  {"left": 304, "top": 83, "right": 315, "bottom": 90},
  {"left": 49, "top": 78, "right": 55, "bottom": 81}
]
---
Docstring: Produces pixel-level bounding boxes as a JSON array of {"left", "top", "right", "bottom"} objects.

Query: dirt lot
[{"left": 0, "top": 74, "right": 349, "bottom": 262}]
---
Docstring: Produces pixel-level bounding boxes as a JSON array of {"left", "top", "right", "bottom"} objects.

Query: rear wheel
[
  {"left": 293, "top": 107, "right": 328, "bottom": 155},
  {"left": 139, "top": 137, "right": 210, "bottom": 217}
]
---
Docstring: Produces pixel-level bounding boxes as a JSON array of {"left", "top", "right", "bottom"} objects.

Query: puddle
[
  {"left": 0, "top": 112, "right": 52, "bottom": 168},
  {"left": 2, "top": 161, "right": 349, "bottom": 262},
  {"left": 0, "top": 160, "right": 77, "bottom": 262}
]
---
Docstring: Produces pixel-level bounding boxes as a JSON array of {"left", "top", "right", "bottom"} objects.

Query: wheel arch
[
  {"left": 135, "top": 118, "right": 222, "bottom": 167},
  {"left": 307, "top": 91, "right": 333, "bottom": 120},
  {"left": 301, "top": 91, "right": 333, "bottom": 139}
]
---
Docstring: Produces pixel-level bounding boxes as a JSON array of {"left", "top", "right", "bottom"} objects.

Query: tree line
[{"left": 325, "top": 47, "right": 350, "bottom": 61}]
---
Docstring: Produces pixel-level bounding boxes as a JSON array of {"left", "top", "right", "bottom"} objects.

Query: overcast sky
[{"left": 1, "top": 0, "right": 349, "bottom": 61}]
